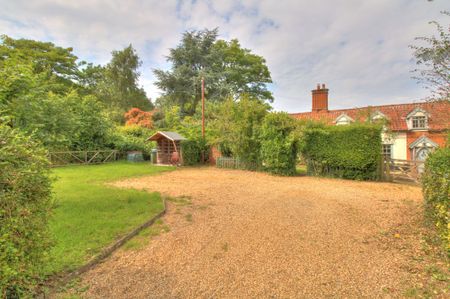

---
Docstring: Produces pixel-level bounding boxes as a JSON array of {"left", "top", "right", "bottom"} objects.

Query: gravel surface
[{"left": 80, "top": 167, "right": 425, "bottom": 298}]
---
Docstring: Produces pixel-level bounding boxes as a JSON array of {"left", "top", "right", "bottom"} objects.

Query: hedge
[
  {"left": 0, "top": 125, "right": 53, "bottom": 297},
  {"left": 181, "top": 139, "right": 209, "bottom": 166},
  {"left": 422, "top": 147, "right": 450, "bottom": 253},
  {"left": 301, "top": 123, "right": 382, "bottom": 180},
  {"left": 260, "top": 112, "right": 298, "bottom": 176}
]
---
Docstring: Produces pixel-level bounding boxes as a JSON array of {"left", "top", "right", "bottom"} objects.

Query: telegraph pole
[{"left": 201, "top": 77, "right": 205, "bottom": 138}]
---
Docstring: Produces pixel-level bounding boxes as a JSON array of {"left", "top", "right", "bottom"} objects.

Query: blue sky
[{"left": 0, "top": 0, "right": 448, "bottom": 112}]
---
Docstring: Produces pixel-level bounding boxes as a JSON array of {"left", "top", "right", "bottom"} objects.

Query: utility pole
[{"left": 201, "top": 77, "right": 205, "bottom": 138}]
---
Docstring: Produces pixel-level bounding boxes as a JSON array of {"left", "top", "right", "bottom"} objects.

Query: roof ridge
[{"left": 289, "top": 100, "right": 448, "bottom": 115}]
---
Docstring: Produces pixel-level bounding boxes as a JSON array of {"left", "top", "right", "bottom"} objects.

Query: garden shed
[{"left": 147, "top": 131, "right": 187, "bottom": 164}]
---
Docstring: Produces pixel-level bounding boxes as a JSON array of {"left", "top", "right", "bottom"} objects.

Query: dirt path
[{"left": 79, "top": 168, "right": 426, "bottom": 298}]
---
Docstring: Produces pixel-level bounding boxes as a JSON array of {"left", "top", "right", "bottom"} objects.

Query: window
[
  {"left": 412, "top": 116, "right": 426, "bottom": 129},
  {"left": 382, "top": 144, "right": 393, "bottom": 159}
]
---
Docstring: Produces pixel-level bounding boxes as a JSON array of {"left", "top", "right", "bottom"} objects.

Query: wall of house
[
  {"left": 406, "top": 131, "right": 448, "bottom": 160},
  {"left": 382, "top": 132, "right": 407, "bottom": 160}
]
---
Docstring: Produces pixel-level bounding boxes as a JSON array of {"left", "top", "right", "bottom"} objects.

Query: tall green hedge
[
  {"left": 422, "top": 147, "right": 450, "bottom": 253},
  {"left": 181, "top": 139, "right": 209, "bottom": 166},
  {"left": 260, "top": 112, "right": 298, "bottom": 176},
  {"left": 0, "top": 125, "right": 53, "bottom": 297},
  {"left": 301, "top": 123, "right": 382, "bottom": 180}
]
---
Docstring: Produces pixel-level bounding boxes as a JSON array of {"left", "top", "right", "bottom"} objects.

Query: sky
[{"left": 0, "top": 0, "right": 448, "bottom": 112}]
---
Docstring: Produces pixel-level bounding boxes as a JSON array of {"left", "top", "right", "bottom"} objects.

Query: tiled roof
[
  {"left": 147, "top": 131, "right": 187, "bottom": 141},
  {"left": 290, "top": 101, "right": 450, "bottom": 131}
]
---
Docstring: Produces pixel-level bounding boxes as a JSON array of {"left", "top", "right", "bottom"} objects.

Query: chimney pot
[
  {"left": 322, "top": 84, "right": 325, "bottom": 89},
  {"left": 317, "top": 83, "right": 321, "bottom": 90}
]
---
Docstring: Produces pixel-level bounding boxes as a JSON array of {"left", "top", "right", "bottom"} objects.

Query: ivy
[{"left": 301, "top": 123, "right": 382, "bottom": 180}]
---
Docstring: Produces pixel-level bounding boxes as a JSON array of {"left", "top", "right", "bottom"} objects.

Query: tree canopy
[
  {"left": 411, "top": 11, "right": 450, "bottom": 101},
  {"left": 154, "top": 28, "right": 273, "bottom": 116}
]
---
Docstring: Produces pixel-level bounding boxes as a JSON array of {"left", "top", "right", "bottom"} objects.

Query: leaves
[{"left": 154, "top": 29, "right": 273, "bottom": 115}]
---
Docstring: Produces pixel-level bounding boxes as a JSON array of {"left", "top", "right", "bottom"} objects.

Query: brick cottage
[{"left": 290, "top": 84, "right": 450, "bottom": 161}]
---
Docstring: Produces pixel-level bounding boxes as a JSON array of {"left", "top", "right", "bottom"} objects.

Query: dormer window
[
  {"left": 412, "top": 116, "right": 426, "bottom": 129},
  {"left": 406, "top": 107, "right": 429, "bottom": 130},
  {"left": 335, "top": 113, "right": 353, "bottom": 125}
]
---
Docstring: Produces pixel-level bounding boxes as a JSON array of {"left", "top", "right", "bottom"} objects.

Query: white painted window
[
  {"left": 382, "top": 144, "right": 393, "bottom": 159},
  {"left": 412, "top": 116, "right": 427, "bottom": 129}
]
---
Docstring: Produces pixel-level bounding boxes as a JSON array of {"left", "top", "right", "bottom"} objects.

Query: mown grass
[{"left": 47, "top": 161, "right": 173, "bottom": 275}]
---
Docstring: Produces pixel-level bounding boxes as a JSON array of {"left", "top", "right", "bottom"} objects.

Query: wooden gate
[
  {"left": 48, "top": 150, "right": 119, "bottom": 167},
  {"left": 382, "top": 158, "right": 424, "bottom": 183}
]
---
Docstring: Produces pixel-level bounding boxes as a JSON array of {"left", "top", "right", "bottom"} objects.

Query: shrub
[
  {"left": 0, "top": 125, "right": 52, "bottom": 297},
  {"left": 301, "top": 123, "right": 382, "bottom": 180},
  {"left": 111, "top": 126, "right": 155, "bottom": 159},
  {"left": 181, "top": 139, "right": 209, "bottom": 166},
  {"left": 422, "top": 147, "right": 450, "bottom": 253},
  {"left": 260, "top": 112, "right": 298, "bottom": 176}
]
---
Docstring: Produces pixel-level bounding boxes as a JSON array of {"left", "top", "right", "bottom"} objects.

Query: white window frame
[
  {"left": 382, "top": 144, "right": 393, "bottom": 159},
  {"left": 406, "top": 108, "right": 429, "bottom": 131}
]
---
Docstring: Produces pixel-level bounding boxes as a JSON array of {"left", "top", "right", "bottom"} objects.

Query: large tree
[
  {"left": 154, "top": 28, "right": 273, "bottom": 115},
  {"left": 0, "top": 35, "right": 79, "bottom": 93},
  {"left": 411, "top": 11, "right": 450, "bottom": 101}
]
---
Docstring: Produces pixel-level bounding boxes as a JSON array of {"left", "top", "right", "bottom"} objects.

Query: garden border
[{"left": 47, "top": 198, "right": 167, "bottom": 292}]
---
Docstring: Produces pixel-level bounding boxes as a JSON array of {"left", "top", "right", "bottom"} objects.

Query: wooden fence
[
  {"left": 382, "top": 158, "right": 424, "bottom": 183},
  {"left": 216, "top": 157, "right": 259, "bottom": 170},
  {"left": 48, "top": 150, "right": 120, "bottom": 167}
]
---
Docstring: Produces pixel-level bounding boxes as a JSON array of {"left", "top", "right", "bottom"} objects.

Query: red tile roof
[{"left": 290, "top": 101, "right": 450, "bottom": 131}]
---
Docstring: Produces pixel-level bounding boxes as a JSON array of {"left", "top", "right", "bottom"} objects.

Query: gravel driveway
[{"left": 79, "top": 167, "right": 425, "bottom": 298}]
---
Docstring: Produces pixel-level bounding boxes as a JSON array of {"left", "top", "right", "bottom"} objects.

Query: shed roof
[{"left": 147, "top": 131, "right": 187, "bottom": 141}]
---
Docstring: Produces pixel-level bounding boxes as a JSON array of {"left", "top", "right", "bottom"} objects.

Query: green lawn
[{"left": 47, "top": 161, "right": 173, "bottom": 275}]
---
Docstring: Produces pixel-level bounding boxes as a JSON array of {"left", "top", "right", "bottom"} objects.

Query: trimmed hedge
[
  {"left": 301, "top": 123, "right": 382, "bottom": 180},
  {"left": 422, "top": 147, "right": 450, "bottom": 253},
  {"left": 181, "top": 139, "right": 209, "bottom": 166},
  {"left": 260, "top": 112, "right": 298, "bottom": 176},
  {"left": 0, "top": 125, "right": 52, "bottom": 297}
]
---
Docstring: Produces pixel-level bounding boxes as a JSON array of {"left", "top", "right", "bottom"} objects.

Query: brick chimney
[{"left": 312, "top": 83, "right": 329, "bottom": 112}]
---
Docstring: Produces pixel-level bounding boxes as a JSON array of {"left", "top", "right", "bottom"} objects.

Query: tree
[
  {"left": 210, "top": 95, "right": 270, "bottom": 163},
  {"left": 98, "top": 45, "right": 153, "bottom": 111},
  {"left": 154, "top": 28, "right": 273, "bottom": 116},
  {"left": 124, "top": 108, "right": 154, "bottom": 128},
  {"left": 411, "top": 11, "right": 450, "bottom": 101},
  {"left": 0, "top": 35, "right": 79, "bottom": 93}
]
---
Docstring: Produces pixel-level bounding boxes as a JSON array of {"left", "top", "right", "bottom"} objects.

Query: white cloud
[{"left": 0, "top": 0, "right": 448, "bottom": 112}]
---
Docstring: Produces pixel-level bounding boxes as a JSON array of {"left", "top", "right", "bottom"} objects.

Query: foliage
[
  {"left": 47, "top": 162, "right": 172, "bottom": 274},
  {"left": 0, "top": 35, "right": 79, "bottom": 93},
  {"left": 210, "top": 96, "right": 270, "bottom": 165},
  {"left": 422, "top": 147, "right": 450, "bottom": 253},
  {"left": 301, "top": 123, "right": 382, "bottom": 180},
  {"left": 154, "top": 28, "right": 272, "bottom": 115},
  {"left": 112, "top": 125, "right": 155, "bottom": 157},
  {"left": 96, "top": 45, "right": 153, "bottom": 111},
  {"left": 181, "top": 138, "right": 209, "bottom": 166},
  {"left": 0, "top": 125, "right": 52, "bottom": 297},
  {"left": 260, "top": 112, "right": 298, "bottom": 176},
  {"left": 124, "top": 108, "right": 154, "bottom": 128},
  {"left": 411, "top": 11, "right": 450, "bottom": 101}
]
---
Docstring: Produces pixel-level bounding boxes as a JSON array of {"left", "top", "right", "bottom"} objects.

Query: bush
[
  {"left": 301, "top": 123, "right": 382, "bottom": 180},
  {"left": 260, "top": 112, "right": 298, "bottom": 176},
  {"left": 422, "top": 147, "right": 450, "bottom": 253},
  {"left": 0, "top": 125, "right": 52, "bottom": 296},
  {"left": 181, "top": 139, "right": 209, "bottom": 166},
  {"left": 111, "top": 126, "right": 155, "bottom": 159}
]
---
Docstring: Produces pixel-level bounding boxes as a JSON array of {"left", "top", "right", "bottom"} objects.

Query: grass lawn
[{"left": 46, "top": 161, "right": 173, "bottom": 275}]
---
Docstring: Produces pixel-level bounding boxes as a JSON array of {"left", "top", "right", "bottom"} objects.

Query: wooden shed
[{"left": 147, "top": 131, "right": 187, "bottom": 165}]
